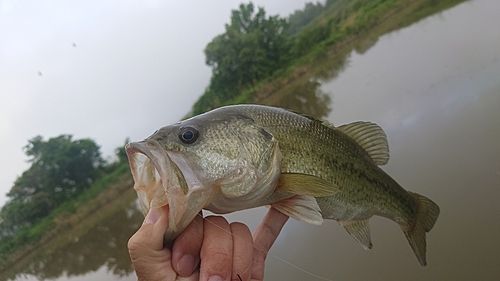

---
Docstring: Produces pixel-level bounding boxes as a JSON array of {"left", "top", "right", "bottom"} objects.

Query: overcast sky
[{"left": 0, "top": 0, "right": 312, "bottom": 206}]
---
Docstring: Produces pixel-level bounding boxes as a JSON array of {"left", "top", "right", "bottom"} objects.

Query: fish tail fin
[{"left": 402, "top": 192, "right": 440, "bottom": 266}]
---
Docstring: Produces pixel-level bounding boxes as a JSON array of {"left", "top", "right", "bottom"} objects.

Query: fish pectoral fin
[
  {"left": 339, "top": 219, "right": 373, "bottom": 250},
  {"left": 278, "top": 173, "right": 339, "bottom": 197},
  {"left": 338, "top": 121, "right": 389, "bottom": 165},
  {"left": 272, "top": 195, "right": 323, "bottom": 225}
]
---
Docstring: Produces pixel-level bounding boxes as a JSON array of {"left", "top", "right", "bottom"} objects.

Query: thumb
[
  {"left": 150, "top": 205, "right": 169, "bottom": 248},
  {"left": 143, "top": 205, "right": 170, "bottom": 249}
]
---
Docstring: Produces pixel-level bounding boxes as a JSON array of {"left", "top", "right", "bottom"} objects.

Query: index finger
[{"left": 251, "top": 208, "right": 288, "bottom": 281}]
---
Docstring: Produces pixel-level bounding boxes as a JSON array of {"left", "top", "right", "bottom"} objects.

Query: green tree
[
  {"left": 115, "top": 137, "right": 130, "bottom": 164},
  {"left": 205, "top": 3, "right": 290, "bottom": 85},
  {"left": 287, "top": 2, "right": 326, "bottom": 35},
  {"left": 0, "top": 135, "right": 103, "bottom": 237},
  {"left": 193, "top": 2, "right": 291, "bottom": 113}
]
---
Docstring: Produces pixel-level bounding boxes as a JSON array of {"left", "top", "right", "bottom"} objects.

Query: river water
[{"left": 6, "top": 0, "right": 500, "bottom": 280}]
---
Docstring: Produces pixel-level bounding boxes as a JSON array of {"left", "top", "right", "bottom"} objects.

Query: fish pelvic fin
[
  {"left": 340, "top": 219, "right": 373, "bottom": 250},
  {"left": 272, "top": 195, "right": 323, "bottom": 225},
  {"left": 403, "top": 192, "right": 440, "bottom": 266},
  {"left": 338, "top": 121, "right": 389, "bottom": 165}
]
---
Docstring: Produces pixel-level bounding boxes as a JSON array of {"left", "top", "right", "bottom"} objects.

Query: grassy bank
[{"left": 0, "top": 163, "right": 132, "bottom": 270}]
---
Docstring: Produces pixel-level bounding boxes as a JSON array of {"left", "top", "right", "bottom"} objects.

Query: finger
[
  {"left": 230, "top": 222, "right": 253, "bottom": 281},
  {"left": 251, "top": 208, "right": 289, "bottom": 281},
  {"left": 151, "top": 205, "right": 170, "bottom": 249},
  {"left": 128, "top": 206, "right": 168, "bottom": 253},
  {"left": 172, "top": 213, "right": 204, "bottom": 277},
  {"left": 200, "top": 216, "right": 233, "bottom": 281}
]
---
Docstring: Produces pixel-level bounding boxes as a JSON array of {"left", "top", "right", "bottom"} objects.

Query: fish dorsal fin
[
  {"left": 278, "top": 173, "right": 339, "bottom": 197},
  {"left": 338, "top": 121, "right": 389, "bottom": 165},
  {"left": 272, "top": 195, "right": 323, "bottom": 225},
  {"left": 339, "top": 219, "right": 373, "bottom": 250},
  {"left": 287, "top": 109, "right": 337, "bottom": 129},
  {"left": 286, "top": 109, "right": 323, "bottom": 122}
]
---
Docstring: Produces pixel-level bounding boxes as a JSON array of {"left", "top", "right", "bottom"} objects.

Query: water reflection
[
  {"left": 258, "top": 50, "right": 349, "bottom": 119},
  {"left": 262, "top": 79, "right": 332, "bottom": 118},
  {"left": 5, "top": 194, "right": 141, "bottom": 281}
]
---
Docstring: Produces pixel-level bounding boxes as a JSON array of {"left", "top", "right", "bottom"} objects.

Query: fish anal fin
[
  {"left": 338, "top": 121, "right": 389, "bottom": 165},
  {"left": 340, "top": 219, "right": 373, "bottom": 250},
  {"left": 272, "top": 195, "right": 323, "bottom": 225},
  {"left": 402, "top": 192, "right": 440, "bottom": 266},
  {"left": 278, "top": 173, "right": 339, "bottom": 197}
]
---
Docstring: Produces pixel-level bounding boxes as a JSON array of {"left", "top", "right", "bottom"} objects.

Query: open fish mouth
[{"left": 125, "top": 141, "right": 214, "bottom": 242}]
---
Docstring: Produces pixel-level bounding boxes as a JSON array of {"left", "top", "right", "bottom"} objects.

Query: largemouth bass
[{"left": 125, "top": 104, "right": 439, "bottom": 266}]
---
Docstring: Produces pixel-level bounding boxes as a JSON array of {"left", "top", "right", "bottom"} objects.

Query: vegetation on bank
[
  {"left": 0, "top": 136, "right": 129, "bottom": 267},
  {"left": 191, "top": 0, "right": 466, "bottom": 116}
]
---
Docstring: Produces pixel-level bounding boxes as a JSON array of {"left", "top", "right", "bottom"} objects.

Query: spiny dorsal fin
[
  {"left": 272, "top": 195, "right": 323, "bottom": 225},
  {"left": 338, "top": 121, "right": 389, "bottom": 165},
  {"left": 278, "top": 173, "right": 339, "bottom": 197},
  {"left": 340, "top": 219, "right": 373, "bottom": 250},
  {"left": 286, "top": 108, "right": 324, "bottom": 123},
  {"left": 287, "top": 108, "right": 337, "bottom": 130}
]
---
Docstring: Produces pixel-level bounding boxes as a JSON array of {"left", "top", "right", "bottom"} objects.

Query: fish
[{"left": 125, "top": 104, "right": 439, "bottom": 266}]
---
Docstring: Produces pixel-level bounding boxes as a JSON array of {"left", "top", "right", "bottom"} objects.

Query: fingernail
[
  {"left": 208, "top": 275, "right": 223, "bottom": 281},
  {"left": 176, "top": 254, "right": 195, "bottom": 276},
  {"left": 144, "top": 208, "right": 160, "bottom": 225}
]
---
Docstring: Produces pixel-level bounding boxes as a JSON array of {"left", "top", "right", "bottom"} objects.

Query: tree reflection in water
[
  {"left": 257, "top": 49, "right": 352, "bottom": 119},
  {"left": 7, "top": 199, "right": 143, "bottom": 280},
  {"left": 271, "top": 79, "right": 332, "bottom": 119}
]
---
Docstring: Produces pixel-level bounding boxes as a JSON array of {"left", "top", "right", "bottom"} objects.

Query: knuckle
[
  {"left": 231, "top": 253, "right": 249, "bottom": 269},
  {"left": 207, "top": 251, "right": 232, "bottom": 273},
  {"left": 262, "top": 220, "right": 279, "bottom": 238},
  {"left": 127, "top": 229, "right": 150, "bottom": 254},
  {"left": 202, "top": 247, "right": 230, "bottom": 259},
  {"left": 173, "top": 234, "right": 200, "bottom": 256},
  {"left": 205, "top": 215, "right": 229, "bottom": 226},
  {"left": 127, "top": 236, "right": 143, "bottom": 253},
  {"left": 230, "top": 222, "right": 249, "bottom": 233},
  {"left": 253, "top": 244, "right": 268, "bottom": 260}
]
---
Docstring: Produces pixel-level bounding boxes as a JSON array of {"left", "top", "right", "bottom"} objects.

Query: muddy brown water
[{"left": 5, "top": 0, "right": 500, "bottom": 280}]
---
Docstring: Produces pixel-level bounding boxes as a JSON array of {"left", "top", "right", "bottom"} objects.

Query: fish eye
[{"left": 178, "top": 127, "right": 199, "bottom": 144}]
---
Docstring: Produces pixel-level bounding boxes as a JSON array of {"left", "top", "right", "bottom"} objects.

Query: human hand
[{"left": 128, "top": 206, "right": 288, "bottom": 281}]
